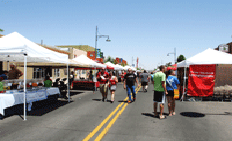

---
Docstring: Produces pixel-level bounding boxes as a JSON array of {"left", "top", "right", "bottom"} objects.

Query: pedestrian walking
[
  {"left": 124, "top": 68, "right": 139, "bottom": 103},
  {"left": 150, "top": 72, "right": 154, "bottom": 84},
  {"left": 166, "top": 69, "right": 180, "bottom": 116},
  {"left": 152, "top": 65, "right": 168, "bottom": 119},
  {"left": 96, "top": 68, "right": 110, "bottom": 102},
  {"left": 108, "top": 71, "right": 118, "bottom": 103},
  {"left": 140, "top": 70, "right": 149, "bottom": 92},
  {"left": 121, "top": 70, "right": 126, "bottom": 83}
]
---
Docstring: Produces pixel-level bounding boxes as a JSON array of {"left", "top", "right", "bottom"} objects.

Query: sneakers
[
  {"left": 128, "top": 100, "right": 132, "bottom": 103},
  {"left": 145, "top": 89, "right": 147, "bottom": 92},
  {"left": 133, "top": 98, "right": 136, "bottom": 102}
]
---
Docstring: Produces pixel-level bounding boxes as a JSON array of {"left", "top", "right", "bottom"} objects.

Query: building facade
[{"left": 215, "top": 42, "right": 232, "bottom": 54}]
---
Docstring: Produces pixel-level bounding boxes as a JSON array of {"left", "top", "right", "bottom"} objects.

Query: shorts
[
  {"left": 167, "top": 90, "right": 174, "bottom": 97},
  {"left": 110, "top": 85, "right": 117, "bottom": 91},
  {"left": 153, "top": 91, "right": 166, "bottom": 104},
  {"left": 141, "top": 82, "right": 148, "bottom": 86},
  {"left": 100, "top": 84, "right": 108, "bottom": 94}
]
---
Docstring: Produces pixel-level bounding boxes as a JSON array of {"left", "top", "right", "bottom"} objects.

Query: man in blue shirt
[
  {"left": 0, "top": 71, "right": 8, "bottom": 80},
  {"left": 166, "top": 69, "right": 180, "bottom": 116}
]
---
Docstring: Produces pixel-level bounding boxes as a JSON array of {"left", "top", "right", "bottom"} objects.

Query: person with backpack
[
  {"left": 166, "top": 69, "right": 180, "bottom": 116},
  {"left": 108, "top": 71, "right": 118, "bottom": 103}
]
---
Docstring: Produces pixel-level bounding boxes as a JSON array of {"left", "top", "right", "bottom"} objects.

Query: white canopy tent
[
  {"left": 105, "top": 62, "right": 123, "bottom": 70},
  {"left": 177, "top": 48, "right": 232, "bottom": 67},
  {"left": 0, "top": 32, "right": 73, "bottom": 120},
  {"left": 123, "top": 65, "right": 136, "bottom": 71},
  {"left": 72, "top": 55, "right": 106, "bottom": 68},
  {"left": 177, "top": 48, "right": 232, "bottom": 101},
  {"left": 115, "top": 64, "right": 124, "bottom": 70},
  {"left": 0, "top": 32, "right": 68, "bottom": 63}
]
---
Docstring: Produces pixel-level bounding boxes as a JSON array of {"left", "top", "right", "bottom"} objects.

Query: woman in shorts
[
  {"left": 108, "top": 71, "right": 118, "bottom": 103},
  {"left": 166, "top": 69, "right": 180, "bottom": 116}
]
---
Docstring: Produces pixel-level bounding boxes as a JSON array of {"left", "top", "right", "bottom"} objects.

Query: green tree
[
  {"left": 177, "top": 55, "right": 186, "bottom": 63},
  {"left": 0, "top": 29, "right": 3, "bottom": 32},
  {"left": 110, "top": 58, "right": 115, "bottom": 64},
  {"left": 121, "top": 62, "right": 126, "bottom": 67},
  {"left": 106, "top": 56, "right": 111, "bottom": 62},
  {"left": 165, "top": 62, "right": 172, "bottom": 67}
]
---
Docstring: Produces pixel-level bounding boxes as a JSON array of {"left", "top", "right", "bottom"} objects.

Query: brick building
[
  {"left": 215, "top": 42, "right": 232, "bottom": 54},
  {"left": 87, "top": 51, "right": 103, "bottom": 63}
]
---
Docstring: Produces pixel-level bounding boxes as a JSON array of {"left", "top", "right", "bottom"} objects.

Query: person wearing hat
[{"left": 8, "top": 63, "right": 23, "bottom": 80}]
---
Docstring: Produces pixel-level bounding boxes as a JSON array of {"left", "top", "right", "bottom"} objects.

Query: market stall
[
  {"left": 72, "top": 55, "right": 106, "bottom": 91},
  {"left": 0, "top": 32, "right": 73, "bottom": 120},
  {"left": 177, "top": 48, "right": 232, "bottom": 101}
]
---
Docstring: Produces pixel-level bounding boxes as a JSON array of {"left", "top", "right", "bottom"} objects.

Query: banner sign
[
  {"left": 100, "top": 52, "right": 103, "bottom": 58},
  {"left": 96, "top": 49, "right": 101, "bottom": 58},
  {"left": 188, "top": 64, "right": 216, "bottom": 97}
]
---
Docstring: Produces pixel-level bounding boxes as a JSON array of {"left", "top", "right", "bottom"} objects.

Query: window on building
[
  {"left": 33, "top": 68, "right": 45, "bottom": 79},
  {"left": 64, "top": 69, "right": 67, "bottom": 75},
  {"left": 82, "top": 70, "right": 86, "bottom": 74},
  {"left": 54, "top": 69, "right": 60, "bottom": 77}
]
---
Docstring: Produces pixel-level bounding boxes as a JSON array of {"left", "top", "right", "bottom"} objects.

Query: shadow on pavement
[
  {"left": 141, "top": 112, "right": 169, "bottom": 118},
  {"left": 204, "top": 112, "right": 232, "bottom": 116},
  {"left": 70, "top": 92, "right": 84, "bottom": 96},
  {"left": 92, "top": 99, "right": 102, "bottom": 101},
  {"left": 180, "top": 112, "right": 232, "bottom": 118},
  {"left": 180, "top": 112, "right": 205, "bottom": 118},
  {"left": 2, "top": 99, "right": 72, "bottom": 119},
  {"left": 118, "top": 100, "right": 130, "bottom": 103}
]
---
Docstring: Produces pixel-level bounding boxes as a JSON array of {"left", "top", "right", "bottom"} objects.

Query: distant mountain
[{"left": 57, "top": 45, "right": 95, "bottom": 52}]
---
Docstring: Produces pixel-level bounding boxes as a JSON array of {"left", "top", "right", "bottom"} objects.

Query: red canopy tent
[
  {"left": 167, "top": 64, "right": 177, "bottom": 71},
  {"left": 107, "top": 66, "right": 114, "bottom": 70}
]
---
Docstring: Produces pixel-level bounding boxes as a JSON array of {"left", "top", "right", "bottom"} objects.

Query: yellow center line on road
[
  {"left": 82, "top": 86, "right": 141, "bottom": 141},
  {"left": 82, "top": 85, "right": 141, "bottom": 141},
  {"left": 94, "top": 86, "right": 141, "bottom": 141}
]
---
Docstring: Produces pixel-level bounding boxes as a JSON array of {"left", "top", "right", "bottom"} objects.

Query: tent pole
[
  {"left": 24, "top": 54, "right": 27, "bottom": 121},
  {"left": 95, "top": 66, "right": 96, "bottom": 92},
  {"left": 7, "top": 61, "right": 9, "bottom": 71},
  {"left": 182, "top": 67, "right": 187, "bottom": 102},
  {"left": 67, "top": 63, "right": 70, "bottom": 103}
]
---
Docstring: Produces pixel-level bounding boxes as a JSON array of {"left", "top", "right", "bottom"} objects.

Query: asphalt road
[{"left": 0, "top": 83, "right": 232, "bottom": 141}]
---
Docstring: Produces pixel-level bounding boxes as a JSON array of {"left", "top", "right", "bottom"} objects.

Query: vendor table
[
  {"left": 0, "top": 87, "right": 60, "bottom": 116},
  {"left": 72, "top": 80, "right": 99, "bottom": 90}
]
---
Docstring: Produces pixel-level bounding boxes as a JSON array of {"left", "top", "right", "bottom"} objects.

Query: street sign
[
  {"left": 96, "top": 49, "right": 101, "bottom": 58},
  {"left": 100, "top": 52, "right": 103, "bottom": 58}
]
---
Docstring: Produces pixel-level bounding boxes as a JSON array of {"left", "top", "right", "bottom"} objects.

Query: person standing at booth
[
  {"left": 8, "top": 63, "right": 23, "bottom": 80},
  {"left": 44, "top": 75, "right": 52, "bottom": 87},
  {"left": 97, "top": 68, "right": 110, "bottom": 102}
]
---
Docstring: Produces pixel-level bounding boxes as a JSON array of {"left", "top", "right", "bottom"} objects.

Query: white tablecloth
[{"left": 0, "top": 87, "right": 60, "bottom": 115}]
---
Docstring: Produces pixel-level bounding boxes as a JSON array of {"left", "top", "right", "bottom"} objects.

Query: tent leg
[
  {"left": 95, "top": 67, "right": 96, "bottom": 92},
  {"left": 24, "top": 54, "right": 27, "bottom": 121},
  {"left": 67, "top": 63, "right": 70, "bottom": 103}
]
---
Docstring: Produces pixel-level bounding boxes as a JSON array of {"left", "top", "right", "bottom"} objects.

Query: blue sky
[{"left": 1, "top": 0, "right": 232, "bottom": 70}]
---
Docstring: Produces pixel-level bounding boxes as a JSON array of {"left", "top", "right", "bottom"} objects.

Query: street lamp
[
  {"left": 167, "top": 47, "right": 176, "bottom": 64},
  {"left": 95, "top": 26, "right": 111, "bottom": 60}
]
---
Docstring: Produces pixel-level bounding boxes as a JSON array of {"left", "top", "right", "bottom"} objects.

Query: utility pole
[
  {"left": 95, "top": 26, "right": 97, "bottom": 60},
  {"left": 41, "top": 40, "right": 43, "bottom": 45}
]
